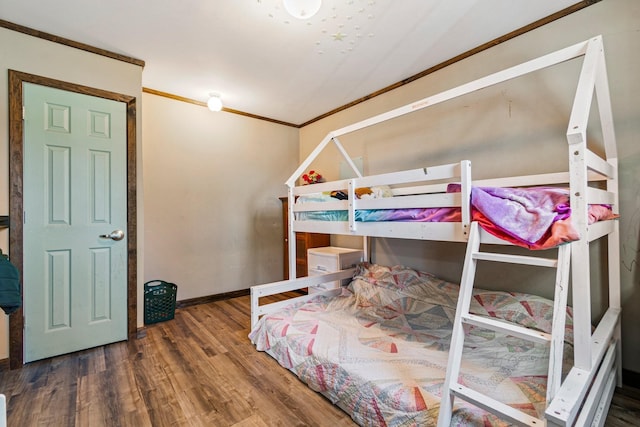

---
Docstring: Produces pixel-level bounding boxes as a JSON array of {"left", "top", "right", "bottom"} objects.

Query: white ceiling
[{"left": 1, "top": 0, "right": 582, "bottom": 125}]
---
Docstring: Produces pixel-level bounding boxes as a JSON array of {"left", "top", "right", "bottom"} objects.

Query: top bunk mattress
[
  {"left": 295, "top": 185, "right": 616, "bottom": 249},
  {"left": 249, "top": 263, "right": 576, "bottom": 426}
]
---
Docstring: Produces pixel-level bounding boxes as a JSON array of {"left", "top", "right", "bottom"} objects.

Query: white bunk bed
[{"left": 250, "top": 36, "right": 620, "bottom": 426}]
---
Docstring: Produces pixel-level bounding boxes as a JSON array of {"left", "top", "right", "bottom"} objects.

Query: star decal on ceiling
[
  {"left": 258, "top": 0, "right": 376, "bottom": 54},
  {"left": 332, "top": 31, "right": 347, "bottom": 41}
]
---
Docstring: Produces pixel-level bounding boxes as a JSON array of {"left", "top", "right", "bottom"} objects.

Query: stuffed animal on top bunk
[
  {"left": 330, "top": 185, "right": 393, "bottom": 200},
  {"left": 302, "top": 170, "right": 324, "bottom": 184}
]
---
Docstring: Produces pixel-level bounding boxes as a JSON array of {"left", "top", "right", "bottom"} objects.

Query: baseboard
[
  {"left": 0, "top": 358, "right": 9, "bottom": 372},
  {"left": 175, "top": 289, "right": 250, "bottom": 309}
]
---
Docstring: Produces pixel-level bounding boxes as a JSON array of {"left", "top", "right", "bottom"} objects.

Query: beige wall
[
  {"left": 299, "top": 0, "right": 640, "bottom": 372},
  {"left": 0, "top": 28, "right": 144, "bottom": 359},
  {"left": 142, "top": 93, "right": 298, "bottom": 300}
]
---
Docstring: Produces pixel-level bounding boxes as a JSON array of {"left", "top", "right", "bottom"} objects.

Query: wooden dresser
[{"left": 280, "top": 197, "right": 330, "bottom": 279}]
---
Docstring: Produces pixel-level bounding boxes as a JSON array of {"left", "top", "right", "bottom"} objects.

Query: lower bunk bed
[{"left": 250, "top": 262, "right": 574, "bottom": 426}]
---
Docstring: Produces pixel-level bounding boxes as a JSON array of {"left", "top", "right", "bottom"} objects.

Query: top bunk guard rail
[
  {"left": 292, "top": 162, "right": 469, "bottom": 212},
  {"left": 288, "top": 159, "right": 472, "bottom": 242}
]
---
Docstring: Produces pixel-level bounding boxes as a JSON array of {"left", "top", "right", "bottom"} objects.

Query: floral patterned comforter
[{"left": 249, "top": 263, "right": 574, "bottom": 426}]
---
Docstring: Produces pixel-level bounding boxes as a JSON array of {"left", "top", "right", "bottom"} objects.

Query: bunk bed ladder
[{"left": 438, "top": 222, "right": 571, "bottom": 427}]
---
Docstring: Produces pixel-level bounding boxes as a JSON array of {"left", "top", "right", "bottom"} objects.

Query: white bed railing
[{"left": 250, "top": 268, "right": 355, "bottom": 328}]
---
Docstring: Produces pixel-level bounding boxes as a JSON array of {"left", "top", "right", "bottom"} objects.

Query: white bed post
[
  {"left": 250, "top": 286, "right": 258, "bottom": 327},
  {"left": 594, "top": 37, "right": 622, "bottom": 386},
  {"left": 362, "top": 236, "right": 369, "bottom": 262},
  {"left": 347, "top": 178, "right": 356, "bottom": 232},
  {"left": 608, "top": 193, "right": 623, "bottom": 387},
  {"left": 459, "top": 160, "right": 472, "bottom": 238},
  {"left": 287, "top": 185, "right": 297, "bottom": 279},
  {"left": 566, "top": 36, "right": 602, "bottom": 372}
]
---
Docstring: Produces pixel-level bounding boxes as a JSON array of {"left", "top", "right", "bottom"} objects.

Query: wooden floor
[{"left": 0, "top": 294, "right": 639, "bottom": 426}]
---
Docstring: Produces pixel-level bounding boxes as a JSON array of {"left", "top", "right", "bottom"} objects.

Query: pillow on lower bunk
[
  {"left": 348, "top": 262, "right": 574, "bottom": 342},
  {"left": 348, "top": 262, "right": 460, "bottom": 310}
]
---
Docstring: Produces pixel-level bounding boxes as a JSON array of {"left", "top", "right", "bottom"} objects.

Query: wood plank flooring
[
  {"left": 607, "top": 386, "right": 640, "bottom": 426},
  {"left": 0, "top": 294, "right": 638, "bottom": 426}
]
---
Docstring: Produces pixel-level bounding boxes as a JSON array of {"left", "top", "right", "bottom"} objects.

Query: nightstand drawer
[{"left": 307, "top": 255, "right": 339, "bottom": 272}]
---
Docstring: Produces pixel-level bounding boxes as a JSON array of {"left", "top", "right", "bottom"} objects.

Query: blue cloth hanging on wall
[{"left": 0, "top": 249, "right": 20, "bottom": 315}]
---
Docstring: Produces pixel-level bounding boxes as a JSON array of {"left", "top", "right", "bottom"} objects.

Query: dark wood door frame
[{"left": 8, "top": 70, "right": 138, "bottom": 369}]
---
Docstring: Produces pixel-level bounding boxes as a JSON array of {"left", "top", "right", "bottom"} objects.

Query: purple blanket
[{"left": 471, "top": 186, "right": 572, "bottom": 245}]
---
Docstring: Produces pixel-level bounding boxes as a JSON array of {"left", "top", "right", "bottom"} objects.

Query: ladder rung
[
  {"left": 472, "top": 251, "right": 557, "bottom": 268},
  {"left": 451, "top": 383, "right": 545, "bottom": 426},
  {"left": 462, "top": 313, "right": 551, "bottom": 345}
]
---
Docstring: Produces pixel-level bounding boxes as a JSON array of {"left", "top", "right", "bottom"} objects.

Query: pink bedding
[
  {"left": 465, "top": 186, "right": 617, "bottom": 250},
  {"left": 250, "top": 263, "right": 576, "bottom": 426}
]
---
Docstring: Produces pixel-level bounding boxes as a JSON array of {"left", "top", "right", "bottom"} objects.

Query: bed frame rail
[
  {"left": 250, "top": 268, "right": 355, "bottom": 328},
  {"left": 547, "top": 343, "right": 618, "bottom": 426}
]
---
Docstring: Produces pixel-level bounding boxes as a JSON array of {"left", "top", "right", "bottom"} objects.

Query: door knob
[{"left": 99, "top": 230, "right": 125, "bottom": 241}]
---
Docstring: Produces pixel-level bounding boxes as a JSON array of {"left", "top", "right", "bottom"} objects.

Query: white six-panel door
[{"left": 23, "top": 83, "right": 128, "bottom": 362}]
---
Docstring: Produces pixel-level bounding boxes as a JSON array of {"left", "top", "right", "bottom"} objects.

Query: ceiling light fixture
[
  {"left": 207, "top": 93, "right": 223, "bottom": 112},
  {"left": 283, "top": 0, "right": 322, "bottom": 19}
]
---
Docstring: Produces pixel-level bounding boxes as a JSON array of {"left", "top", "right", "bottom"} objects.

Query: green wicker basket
[{"left": 144, "top": 280, "right": 178, "bottom": 324}]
